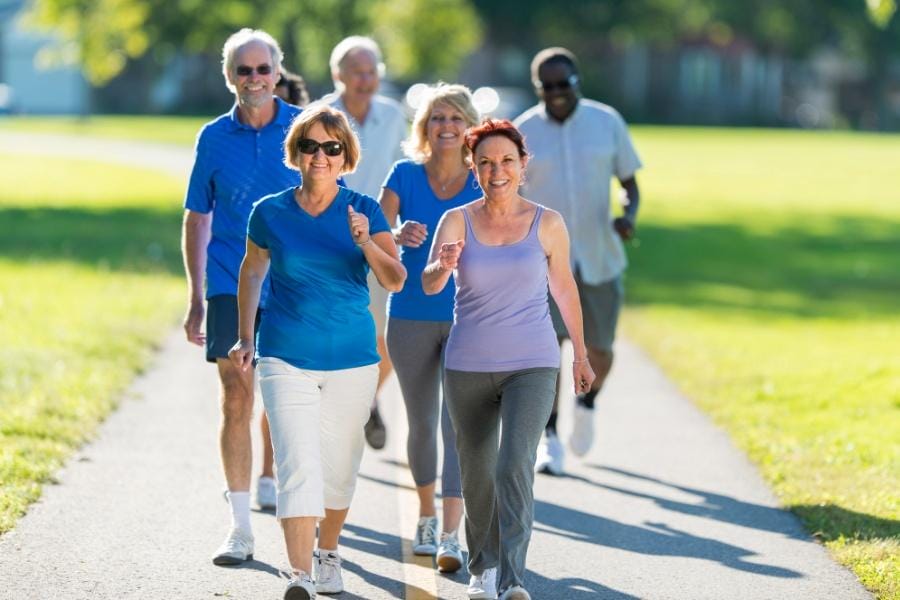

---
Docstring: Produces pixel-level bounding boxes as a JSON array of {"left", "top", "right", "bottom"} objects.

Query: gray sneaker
[
  {"left": 412, "top": 516, "right": 439, "bottom": 555},
  {"left": 212, "top": 527, "right": 254, "bottom": 566},
  {"left": 436, "top": 531, "right": 463, "bottom": 573},
  {"left": 314, "top": 550, "right": 343, "bottom": 594},
  {"left": 256, "top": 476, "right": 277, "bottom": 510},
  {"left": 284, "top": 571, "right": 316, "bottom": 600}
]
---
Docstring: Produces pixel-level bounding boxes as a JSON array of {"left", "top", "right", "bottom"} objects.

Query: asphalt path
[{"left": 0, "top": 132, "right": 871, "bottom": 599}]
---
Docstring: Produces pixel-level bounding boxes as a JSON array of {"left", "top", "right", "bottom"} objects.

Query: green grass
[
  {"left": 0, "top": 152, "right": 185, "bottom": 533},
  {"left": 0, "top": 115, "right": 205, "bottom": 146},
  {"left": 624, "top": 126, "right": 900, "bottom": 598}
]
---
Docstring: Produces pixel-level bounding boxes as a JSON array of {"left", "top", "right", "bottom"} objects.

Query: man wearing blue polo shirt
[{"left": 181, "top": 28, "right": 301, "bottom": 566}]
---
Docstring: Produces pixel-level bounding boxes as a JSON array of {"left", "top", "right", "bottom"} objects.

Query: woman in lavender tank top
[{"left": 422, "top": 119, "right": 594, "bottom": 600}]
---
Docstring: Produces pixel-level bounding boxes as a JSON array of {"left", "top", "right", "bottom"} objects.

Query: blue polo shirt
[
  {"left": 247, "top": 186, "right": 391, "bottom": 371},
  {"left": 384, "top": 160, "right": 482, "bottom": 321},
  {"left": 184, "top": 97, "right": 302, "bottom": 300}
]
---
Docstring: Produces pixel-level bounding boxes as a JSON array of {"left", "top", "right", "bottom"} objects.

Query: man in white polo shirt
[
  {"left": 514, "top": 47, "right": 642, "bottom": 476},
  {"left": 322, "top": 36, "right": 408, "bottom": 450}
]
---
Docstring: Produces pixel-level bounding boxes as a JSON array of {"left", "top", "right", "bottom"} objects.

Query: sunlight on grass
[
  {"left": 625, "top": 127, "right": 900, "bottom": 598},
  {"left": 0, "top": 153, "right": 185, "bottom": 534},
  {"left": 0, "top": 115, "right": 206, "bottom": 146}
]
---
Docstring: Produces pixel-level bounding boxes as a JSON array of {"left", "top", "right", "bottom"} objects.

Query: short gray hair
[
  {"left": 329, "top": 36, "right": 386, "bottom": 80},
  {"left": 221, "top": 28, "right": 284, "bottom": 93}
]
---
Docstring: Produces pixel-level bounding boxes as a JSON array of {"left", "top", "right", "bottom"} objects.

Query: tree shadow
[
  {"left": 790, "top": 503, "right": 900, "bottom": 543},
  {"left": 533, "top": 499, "right": 801, "bottom": 578},
  {"left": 0, "top": 206, "right": 183, "bottom": 275},
  {"left": 628, "top": 215, "right": 899, "bottom": 319},
  {"left": 588, "top": 465, "right": 808, "bottom": 540}
]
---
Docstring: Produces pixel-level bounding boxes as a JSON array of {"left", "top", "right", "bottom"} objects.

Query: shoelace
[
  {"left": 224, "top": 530, "right": 251, "bottom": 552},
  {"left": 440, "top": 534, "right": 460, "bottom": 553},
  {"left": 418, "top": 520, "right": 437, "bottom": 547}
]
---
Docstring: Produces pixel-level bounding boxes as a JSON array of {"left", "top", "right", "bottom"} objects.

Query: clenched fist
[
  {"left": 439, "top": 239, "right": 465, "bottom": 271},
  {"left": 347, "top": 205, "right": 370, "bottom": 245}
]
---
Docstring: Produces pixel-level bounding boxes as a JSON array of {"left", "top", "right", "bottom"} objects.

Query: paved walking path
[{"left": 0, "top": 132, "right": 871, "bottom": 599}]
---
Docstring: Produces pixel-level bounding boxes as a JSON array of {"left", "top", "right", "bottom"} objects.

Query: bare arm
[
  {"left": 181, "top": 209, "right": 211, "bottom": 345},
  {"left": 228, "top": 239, "right": 270, "bottom": 372},
  {"left": 347, "top": 205, "right": 407, "bottom": 292},
  {"left": 540, "top": 210, "right": 596, "bottom": 393},
  {"left": 422, "top": 209, "right": 466, "bottom": 295},
  {"left": 613, "top": 176, "right": 640, "bottom": 241},
  {"left": 379, "top": 186, "right": 428, "bottom": 248}
]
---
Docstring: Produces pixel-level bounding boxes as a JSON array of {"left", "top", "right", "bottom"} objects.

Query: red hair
[{"left": 464, "top": 118, "right": 528, "bottom": 159}]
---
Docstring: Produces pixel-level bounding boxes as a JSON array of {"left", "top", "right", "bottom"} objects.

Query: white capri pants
[{"left": 257, "top": 357, "right": 378, "bottom": 519}]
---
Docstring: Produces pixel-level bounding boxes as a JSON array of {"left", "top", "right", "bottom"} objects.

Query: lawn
[
  {"left": 625, "top": 126, "right": 900, "bottom": 598},
  {"left": 0, "top": 152, "right": 186, "bottom": 534},
  {"left": 0, "top": 114, "right": 205, "bottom": 146}
]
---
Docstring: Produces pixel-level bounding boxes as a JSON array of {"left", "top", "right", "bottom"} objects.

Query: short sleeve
[
  {"left": 247, "top": 201, "right": 270, "bottom": 249},
  {"left": 612, "top": 111, "right": 642, "bottom": 180},
  {"left": 354, "top": 192, "right": 391, "bottom": 236},
  {"left": 183, "top": 128, "right": 214, "bottom": 213}
]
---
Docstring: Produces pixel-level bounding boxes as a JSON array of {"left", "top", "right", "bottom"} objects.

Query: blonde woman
[{"left": 379, "top": 84, "right": 481, "bottom": 572}]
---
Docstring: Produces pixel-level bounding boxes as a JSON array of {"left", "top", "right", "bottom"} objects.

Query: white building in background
[{"left": 0, "top": 0, "right": 89, "bottom": 114}]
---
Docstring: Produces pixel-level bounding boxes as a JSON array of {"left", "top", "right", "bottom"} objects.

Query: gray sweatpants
[
  {"left": 386, "top": 317, "right": 462, "bottom": 498},
  {"left": 444, "top": 367, "right": 558, "bottom": 591}
]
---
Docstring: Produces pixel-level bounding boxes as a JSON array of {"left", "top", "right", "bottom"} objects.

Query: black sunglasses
[
  {"left": 298, "top": 138, "right": 344, "bottom": 157},
  {"left": 535, "top": 74, "right": 579, "bottom": 92},
  {"left": 235, "top": 64, "right": 273, "bottom": 77}
]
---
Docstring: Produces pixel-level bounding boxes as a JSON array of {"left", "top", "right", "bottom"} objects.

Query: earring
[{"left": 471, "top": 176, "right": 479, "bottom": 191}]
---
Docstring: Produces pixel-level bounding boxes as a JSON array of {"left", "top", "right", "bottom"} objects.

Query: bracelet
[
  {"left": 573, "top": 357, "right": 589, "bottom": 364},
  {"left": 356, "top": 238, "right": 373, "bottom": 247}
]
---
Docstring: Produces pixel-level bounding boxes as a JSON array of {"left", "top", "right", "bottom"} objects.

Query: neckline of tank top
[
  {"left": 422, "top": 163, "right": 473, "bottom": 201},
  {"left": 463, "top": 205, "right": 543, "bottom": 248}
]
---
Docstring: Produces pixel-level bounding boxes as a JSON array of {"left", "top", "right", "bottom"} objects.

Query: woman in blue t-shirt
[
  {"left": 229, "top": 105, "right": 406, "bottom": 599},
  {"left": 379, "top": 83, "right": 481, "bottom": 573}
]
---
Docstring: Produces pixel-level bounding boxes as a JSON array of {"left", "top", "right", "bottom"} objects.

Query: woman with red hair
[{"left": 423, "top": 119, "right": 594, "bottom": 600}]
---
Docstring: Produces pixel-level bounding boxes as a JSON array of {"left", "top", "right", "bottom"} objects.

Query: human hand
[
  {"left": 183, "top": 300, "right": 206, "bottom": 346},
  {"left": 573, "top": 358, "right": 596, "bottom": 395},
  {"left": 438, "top": 240, "right": 465, "bottom": 271},
  {"left": 228, "top": 338, "right": 255, "bottom": 372},
  {"left": 612, "top": 216, "right": 635, "bottom": 241},
  {"left": 347, "top": 205, "right": 370, "bottom": 245},
  {"left": 397, "top": 221, "right": 428, "bottom": 247}
]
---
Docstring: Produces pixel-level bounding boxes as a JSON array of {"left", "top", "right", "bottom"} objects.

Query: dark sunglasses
[
  {"left": 298, "top": 138, "right": 344, "bottom": 157},
  {"left": 535, "top": 74, "right": 579, "bottom": 92},
  {"left": 235, "top": 64, "right": 272, "bottom": 77}
]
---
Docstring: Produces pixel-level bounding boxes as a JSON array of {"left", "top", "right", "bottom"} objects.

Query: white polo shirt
[
  {"left": 514, "top": 99, "right": 642, "bottom": 285},
  {"left": 323, "top": 93, "right": 408, "bottom": 199}
]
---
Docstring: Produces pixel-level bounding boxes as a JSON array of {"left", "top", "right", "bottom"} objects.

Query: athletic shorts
[
  {"left": 205, "top": 294, "right": 260, "bottom": 363},
  {"left": 549, "top": 274, "right": 623, "bottom": 352}
]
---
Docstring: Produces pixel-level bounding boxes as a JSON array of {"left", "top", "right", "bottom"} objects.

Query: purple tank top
[{"left": 444, "top": 205, "right": 561, "bottom": 372}]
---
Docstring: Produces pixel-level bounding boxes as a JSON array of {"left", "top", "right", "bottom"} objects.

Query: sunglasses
[
  {"left": 235, "top": 64, "right": 273, "bottom": 77},
  {"left": 535, "top": 74, "right": 579, "bottom": 92},
  {"left": 298, "top": 138, "right": 344, "bottom": 157}
]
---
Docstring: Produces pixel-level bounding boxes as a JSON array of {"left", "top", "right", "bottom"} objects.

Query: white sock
[
  {"left": 318, "top": 546, "right": 338, "bottom": 556},
  {"left": 226, "top": 491, "right": 252, "bottom": 534}
]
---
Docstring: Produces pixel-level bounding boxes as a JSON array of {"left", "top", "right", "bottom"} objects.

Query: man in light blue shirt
[
  {"left": 515, "top": 47, "right": 643, "bottom": 476},
  {"left": 181, "top": 28, "right": 301, "bottom": 566}
]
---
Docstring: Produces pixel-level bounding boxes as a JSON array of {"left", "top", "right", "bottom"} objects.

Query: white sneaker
[
  {"left": 314, "top": 550, "right": 343, "bottom": 594},
  {"left": 568, "top": 401, "right": 596, "bottom": 457},
  {"left": 499, "top": 585, "right": 531, "bottom": 600},
  {"left": 284, "top": 571, "right": 316, "bottom": 599},
  {"left": 467, "top": 567, "right": 497, "bottom": 599},
  {"left": 436, "top": 531, "right": 463, "bottom": 573},
  {"left": 256, "top": 476, "right": 277, "bottom": 510},
  {"left": 211, "top": 527, "right": 254, "bottom": 565},
  {"left": 535, "top": 432, "right": 564, "bottom": 476},
  {"left": 412, "top": 516, "right": 438, "bottom": 555}
]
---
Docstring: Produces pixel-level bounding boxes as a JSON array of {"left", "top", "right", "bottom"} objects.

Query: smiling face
[
  {"left": 336, "top": 48, "right": 379, "bottom": 107},
  {"left": 296, "top": 122, "right": 346, "bottom": 183},
  {"left": 426, "top": 102, "right": 468, "bottom": 155},
  {"left": 473, "top": 135, "right": 526, "bottom": 199},
  {"left": 536, "top": 60, "right": 580, "bottom": 123},
  {"left": 230, "top": 41, "right": 278, "bottom": 109}
]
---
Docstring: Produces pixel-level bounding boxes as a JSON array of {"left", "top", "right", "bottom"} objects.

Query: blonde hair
[
  {"left": 402, "top": 83, "right": 479, "bottom": 163},
  {"left": 221, "top": 28, "right": 283, "bottom": 93},
  {"left": 284, "top": 105, "right": 361, "bottom": 175}
]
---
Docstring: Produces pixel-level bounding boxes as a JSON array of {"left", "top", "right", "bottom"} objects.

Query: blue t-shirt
[
  {"left": 247, "top": 186, "right": 391, "bottom": 370},
  {"left": 384, "top": 159, "right": 482, "bottom": 321},
  {"left": 184, "top": 97, "right": 302, "bottom": 300}
]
